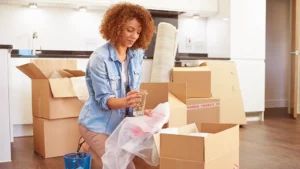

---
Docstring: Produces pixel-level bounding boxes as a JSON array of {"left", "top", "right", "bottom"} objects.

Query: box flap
[
  {"left": 17, "top": 63, "right": 47, "bottom": 79},
  {"left": 198, "top": 123, "right": 237, "bottom": 134},
  {"left": 203, "top": 124, "right": 239, "bottom": 162},
  {"left": 153, "top": 133, "right": 160, "bottom": 156},
  {"left": 31, "top": 59, "right": 77, "bottom": 78},
  {"left": 168, "top": 82, "right": 187, "bottom": 103},
  {"left": 49, "top": 78, "right": 77, "bottom": 98},
  {"left": 177, "top": 123, "right": 199, "bottom": 135},
  {"left": 63, "top": 69, "right": 86, "bottom": 77},
  {"left": 140, "top": 83, "right": 169, "bottom": 109},
  {"left": 160, "top": 133, "right": 204, "bottom": 162},
  {"left": 168, "top": 93, "right": 187, "bottom": 127},
  {"left": 57, "top": 70, "right": 74, "bottom": 78},
  {"left": 200, "top": 61, "right": 247, "bottom": 125}
]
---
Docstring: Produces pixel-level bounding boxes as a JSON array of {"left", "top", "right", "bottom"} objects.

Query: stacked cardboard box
[
  {"left": 17, "top": 59, "right": 85, "bottom": 158},
  {"left": 134, "top": 61, "right": 245, "bottom": 169},
  {"left": 172, "top": 61, "right": 247, "bottom": 125}
]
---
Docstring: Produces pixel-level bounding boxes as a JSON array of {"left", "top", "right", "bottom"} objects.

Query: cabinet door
[
  {"left": 230, "top": 0, "right": 266, "bottom": 59},
  {"left": 63, "top": 0, "right": 110, "bottom": 5},
  {"left": 186, "top": 0, "right": 218, "bottom": 12},
  {"left": 9, "top": 58, "right": 33, "bottom": 125},
  {"left": 232, "top": 59, "right": 265, "bottom": 112},
  {"left": 111, "top": 0, "right": 218, "bottom": 12}
]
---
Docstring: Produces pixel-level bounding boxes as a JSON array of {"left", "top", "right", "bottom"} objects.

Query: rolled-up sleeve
[{"left": 89, "top": 55, "right": 115, "bottom": 110}]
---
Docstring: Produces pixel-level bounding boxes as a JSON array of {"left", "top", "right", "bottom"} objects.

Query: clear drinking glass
[{"left": 133, "top": 89, "right": 148, "bottom": 116}]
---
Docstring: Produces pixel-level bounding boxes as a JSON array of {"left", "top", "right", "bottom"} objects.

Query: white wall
[
  {"left": 0, "top": 4, "right": 106, "bottom": 51},
  {"left": 0, "top": 3, "right": 230, "bottom": 56},
  {"left": 207, "top": 0, "right": 230, "bottom": 58},
  {"left": 178, "top": 16, "right": 207, "bottom": 54},
  {"left": 265, "top": 0, "right": 290, "bottom": 108}
]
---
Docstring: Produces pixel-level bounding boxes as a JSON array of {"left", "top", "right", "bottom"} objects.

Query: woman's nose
[{"left": 132, "top": 32, "right": 139, "bottom": 39}]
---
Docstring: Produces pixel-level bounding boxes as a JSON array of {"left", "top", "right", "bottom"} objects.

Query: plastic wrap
[{"left": 102, "top": 102, "right": 170, "bottom": 169}]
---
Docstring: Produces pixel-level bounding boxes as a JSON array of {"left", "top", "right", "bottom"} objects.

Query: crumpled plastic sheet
[{"left": 102, "top": 102, "right": 170, "bottom": 169}]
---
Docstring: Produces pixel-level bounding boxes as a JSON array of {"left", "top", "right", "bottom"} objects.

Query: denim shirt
[{"left": 78, "top": 42, "right": 144, "bottom": 135}]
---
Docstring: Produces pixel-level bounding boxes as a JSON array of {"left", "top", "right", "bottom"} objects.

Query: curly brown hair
[{"left": 100, "top": 2, "right": 156, "bottom": 50}]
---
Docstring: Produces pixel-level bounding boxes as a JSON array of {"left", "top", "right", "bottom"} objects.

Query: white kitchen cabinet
[
  {"left": 62, "top": 0, "right": 110, "bottom": 6},
  {"left": 231, "top": 59, "right": 265, "bottom": 113},
  {"left": 111, "top": 0, "right": 218, "bottom": 13},
  {"left": 9, "top": 58, "right": 33, "bottom": 125},
  {"left": 230, "top": 0, "right": 266, "bottom": 59},
  {"left": 0, "top": 48, "right": 12, "bottom": 162}
]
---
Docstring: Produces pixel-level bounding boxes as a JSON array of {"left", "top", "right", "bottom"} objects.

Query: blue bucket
[{"left": 64, "top": 152, "right": 92, "bottom": 169}]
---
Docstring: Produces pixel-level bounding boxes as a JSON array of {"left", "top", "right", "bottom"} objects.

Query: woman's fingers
[{"left": 144, "top": 109, "right": 152, "bottom": 117}]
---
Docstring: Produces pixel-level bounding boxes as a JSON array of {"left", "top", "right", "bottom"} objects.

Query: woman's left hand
[{"left": 144, "top": 109, "right": 152, "bottom": 117}]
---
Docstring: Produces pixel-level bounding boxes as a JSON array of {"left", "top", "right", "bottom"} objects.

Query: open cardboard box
[
  {"left": 159, "top": 123, "right": 239, "bottom": 169},
  {"left": 134, "top": 123, "right": 239, "bottom": 169},
  {"left": 140, "top": 82, "right": 187, "bottom": 128},
  {"left": 17, "top": 59, "right": 86, "bottom": 119}
]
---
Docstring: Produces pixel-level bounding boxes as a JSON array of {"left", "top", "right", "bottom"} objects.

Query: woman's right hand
[{"left": 123, "top": 90, "right": 142, "bottom": 108}]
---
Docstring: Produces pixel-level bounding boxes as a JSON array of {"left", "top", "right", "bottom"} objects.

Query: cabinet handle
[{"left": 290, "top": 51, "right": 299, "bottom": 55}]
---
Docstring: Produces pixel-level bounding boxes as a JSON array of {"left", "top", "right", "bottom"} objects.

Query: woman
[{"left": 78, "top": 2, "right": 156, "bottom": 169}]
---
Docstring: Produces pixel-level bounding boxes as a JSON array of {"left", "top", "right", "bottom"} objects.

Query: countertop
[
  {"left": 0, "top": 44, "right": 13, "bottom": 50},
  {"left": 10, "top": 49, "right": 230, "bottom": 61}
]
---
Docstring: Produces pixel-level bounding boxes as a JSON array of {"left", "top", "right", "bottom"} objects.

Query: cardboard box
[
  {"left": 160, "top": 123, "right": 239, "bottom": 169},
  {"left": 140, "top": 82, "right": 187, "bottom": 128},
  {"left": 172, "top": 67, "right": 211, "bottom": 98},
  {"left": 200, "top": 61, "right": 247, "bottom": 125},
  {"left": 187, "top": 98, "right": 220, "bottom": 124},
  {"left": 33, "top": 117, "right": 81, "bottom": 158},
  {"left": 17, "top": 59, "right": 85, "bottom": 119}
]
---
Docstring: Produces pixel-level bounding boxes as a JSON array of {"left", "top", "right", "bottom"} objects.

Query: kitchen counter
[
  {"left": 11, "top": 49, "right": 230, "bottom": 61},
  {"left": 0, "top": 44, "right": 13, "bottom": 49}
]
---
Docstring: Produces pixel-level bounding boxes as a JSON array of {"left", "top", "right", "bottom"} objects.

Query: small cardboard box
[
  {"left": 172, "top": 67, "right": 211, "bottom": 98},
  {"left": 160, "top": 123, "right": 239, "bottom": 169},
  {"left": 187, "top": 98, "right": 220, "bottom": 124},
  {"left": 140, "top": 82, "right": 187, "bottom": 128},
  {"left": 200, "top": 61, "right": 247, "bottom": 125},
  {"left": 33, "top": 117, "right": 81, "bottom": 158},
  {"left": 17, "top": 59, "right": 85, "bottom": 119}
]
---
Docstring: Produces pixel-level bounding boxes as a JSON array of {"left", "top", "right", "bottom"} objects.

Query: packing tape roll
[{"left": 187, "top": 102, "right": 220, "bottom": 110}]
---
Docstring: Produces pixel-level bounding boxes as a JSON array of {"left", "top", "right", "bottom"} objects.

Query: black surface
[
  {"left": 11, "top": 49, "right": 230, "bottom": 61},
  {"left": 0, "top": 44, "right": 13, "bottom": 49},
  {"left": 11, "top": 49, "right": 93, "bottom": 58}
]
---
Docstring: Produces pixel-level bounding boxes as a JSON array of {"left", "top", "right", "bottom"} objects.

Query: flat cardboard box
[
  {"left": 172, "top": 67, "right": 211, "bottom": 98},
  {"left": 200, "top": 61, "right": 247, "bottom": 125},
  {"left": 140, "top": 82, "right": 187, "bottom": 128},
  {"left": 187, "top": 98, "right": 220, "bottom": 124},
  {"left": 33, "top": 117, "right": 81, "bottom": 158},
  {"left": 17, "top": 59, "right": 85, "bottom": 119},
  {"left": 160, "top": 123, "right": 239, "bottom": 169}
]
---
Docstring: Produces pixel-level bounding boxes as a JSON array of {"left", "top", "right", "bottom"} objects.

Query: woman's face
[{"left": 119, "top": 18, "right": 142, "bottom": 48}]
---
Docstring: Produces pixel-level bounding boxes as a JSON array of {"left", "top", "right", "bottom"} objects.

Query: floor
[{"left": 0, "top": 108, "right": 299, "bottom": 169}]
